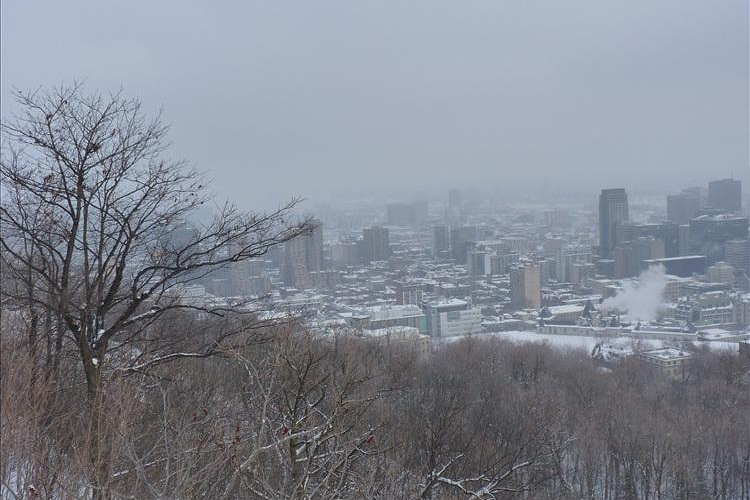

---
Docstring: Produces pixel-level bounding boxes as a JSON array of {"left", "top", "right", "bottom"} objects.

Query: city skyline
[{"left": 2, "top": 3, "right": 750, "bottom": 498}]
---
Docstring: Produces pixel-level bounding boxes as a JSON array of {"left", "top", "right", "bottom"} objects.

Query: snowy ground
[{"left": 442, "top": 330, "right": 740, "bottom": 353}]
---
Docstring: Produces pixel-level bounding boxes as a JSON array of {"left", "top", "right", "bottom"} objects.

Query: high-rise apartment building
[
  {"left": 282, "top": 237, "right": 312, "bottom": 289},
  {"left": 281, "top": 220, "right": 323, "bottom": 289},
  {"left": 489, "top": 252, "right": 519, "bottom": 275},
  {"left": 450, "top": 225, "right": 478, "bottom": 262},
  {"left": 362, "top": 226, "right": 390, "bottom": 263},
  {"left": 467, "top": 250, "right": 489, "bottom": 277},
  {"left": 555, "top": 245, "right": 592, "bottom": 283},
  {"left": 598, "top": 188, "right": 629, "bottom": 259},
  {"left": 331, "top": 239, "right": 359, "bottom": 266},
  {"left": 510, "top": 262, "right": 541, "bottom": 310},
  {"left": 307, "top": 219, "right": 323, "bottom": 273},
  {"left": 431, "top": 224, "right": 449, "bottom": 258}
]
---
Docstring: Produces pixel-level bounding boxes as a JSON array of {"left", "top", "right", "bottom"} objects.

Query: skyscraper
[
  {"left": 667, "top": 193, "right": 700, "bottom": 225},
  {"left": 431, "top": 224, "right": 449, "bottom": 258},
  {"left": 708, "top": 178, "right": 742, "bottom": 213},
  {"left": 598, "top": 188, "right": 629, "bottom": 259},
  {"left": 467, "top": 250, "right": 488, "bottom": 277},
  {"left": 450, "top": 225, "right": 478, "bottom": 262},
  {"left": 362, "top": 226, "right": 390, "bottom": 263}
]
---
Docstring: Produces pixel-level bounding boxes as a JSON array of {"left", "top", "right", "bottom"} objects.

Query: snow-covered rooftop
[
  {"left": 640, "top": 347, "right": 692, "bottom": 360},
  {"left": 548, "top": 304, "right": 585, "bottom": 315},
  {"left": 365, "top": 304, "right": 424, "bottom": 321}
]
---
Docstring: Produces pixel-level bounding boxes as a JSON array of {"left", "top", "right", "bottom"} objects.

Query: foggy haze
[{"left": 2, "top": 0, "right": 748, "bottom": 209}]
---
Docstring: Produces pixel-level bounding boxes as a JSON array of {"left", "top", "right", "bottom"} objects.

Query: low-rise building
[
  {"left": 364, "top": 304, "right": 427, "bottom": 333},
  {"left": 707, "top": 262, "right": 735, "bottom": 284},
  {"left": 425, "top": 299, "right": 482, "bottom": 337},
  {"left": 637, "top": 348, "right": 693, "bottom": 379},
  {"left": 673, "top": 291, "right": 734, "bottom": 327},
  {"left": 543, "top": 304, "right": 585, "bottom": 324}
]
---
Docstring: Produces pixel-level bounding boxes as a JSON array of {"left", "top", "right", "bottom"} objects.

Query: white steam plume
[{"left": 600, "top": 265, "right": 667, "bottom": 322}]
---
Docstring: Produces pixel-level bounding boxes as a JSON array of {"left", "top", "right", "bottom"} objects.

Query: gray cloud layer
[{"left": 2, "top": 0, "right": 748, "bottom": 208}]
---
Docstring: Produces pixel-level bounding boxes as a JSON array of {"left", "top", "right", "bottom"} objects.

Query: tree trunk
[{"left": 86, "top": 363, "right": 111, "bottom": 500}]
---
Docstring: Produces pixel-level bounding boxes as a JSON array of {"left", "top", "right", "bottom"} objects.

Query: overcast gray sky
[{"left": 2, "top": 0, "right": 748, "bottom": 208}]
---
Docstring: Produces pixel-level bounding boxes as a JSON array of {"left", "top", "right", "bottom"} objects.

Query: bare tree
[
  {"left": 94, "top": 327, "right": 390, "bottom": 500},
  {"left": 0, "top": 83, "right": 314, "bottom": 499},
  {"left": 220, "top": 329, "right": 386, "bottom": 499},
  {"left": 394, "top": 340, "right": 562, "bottom": 500}
]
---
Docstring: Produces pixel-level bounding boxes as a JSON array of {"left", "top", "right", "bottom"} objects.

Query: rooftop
[
  {"left": 365, "top": 304, "right": 424, "bottom": 321},
  {"left": 644, "top": 255, "right": 705, "bottom": 262},
  {"left": 548, "top": 304, "right": 585, "bottom": 315},
  {"left": 361, "top": 326, "right": 426, "bottom": 338},
  {"left": 640, "top": 347, "right": 692, "bottom": 360},
  {"left": 429, "top": 298, "right": 468, "bottom": 308}
]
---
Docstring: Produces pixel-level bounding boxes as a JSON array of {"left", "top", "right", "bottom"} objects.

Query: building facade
[
  {"left": 599, "top": 188, "right": 629, "bottom": 259},
  {"left": 689, "top": 215, "right": 749, "bottom": 265},
  {"left": 510, "top": 262, "right": 541, "bottom": 309},
  {"left": 362, "top": 226, "right": 390, "bottom": 263},
  {"left": 282, "top": 221, "right": 323, "bottom": 289},
  {"left": 425, "top": 299, "right": 481, "bottom": 338},
  {"left": 708, "top": 178, "right": 742, "bottom": 213},
  {"left": 667, "top": 193, "right": 701, "bottom": 225}
]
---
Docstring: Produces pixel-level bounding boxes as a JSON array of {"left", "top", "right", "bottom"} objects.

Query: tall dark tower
[
  {"left": 599, "top": 188, "right": 629, "bottom": 259},
  {"left": 667, "top": 193, "right": 700, "bottom": 225},
  {"left": 431, "top": 224, "right": 449, "bottom": 258},
  {"left": 708, "top": 178, "right": 741, "bottom": 213}
]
